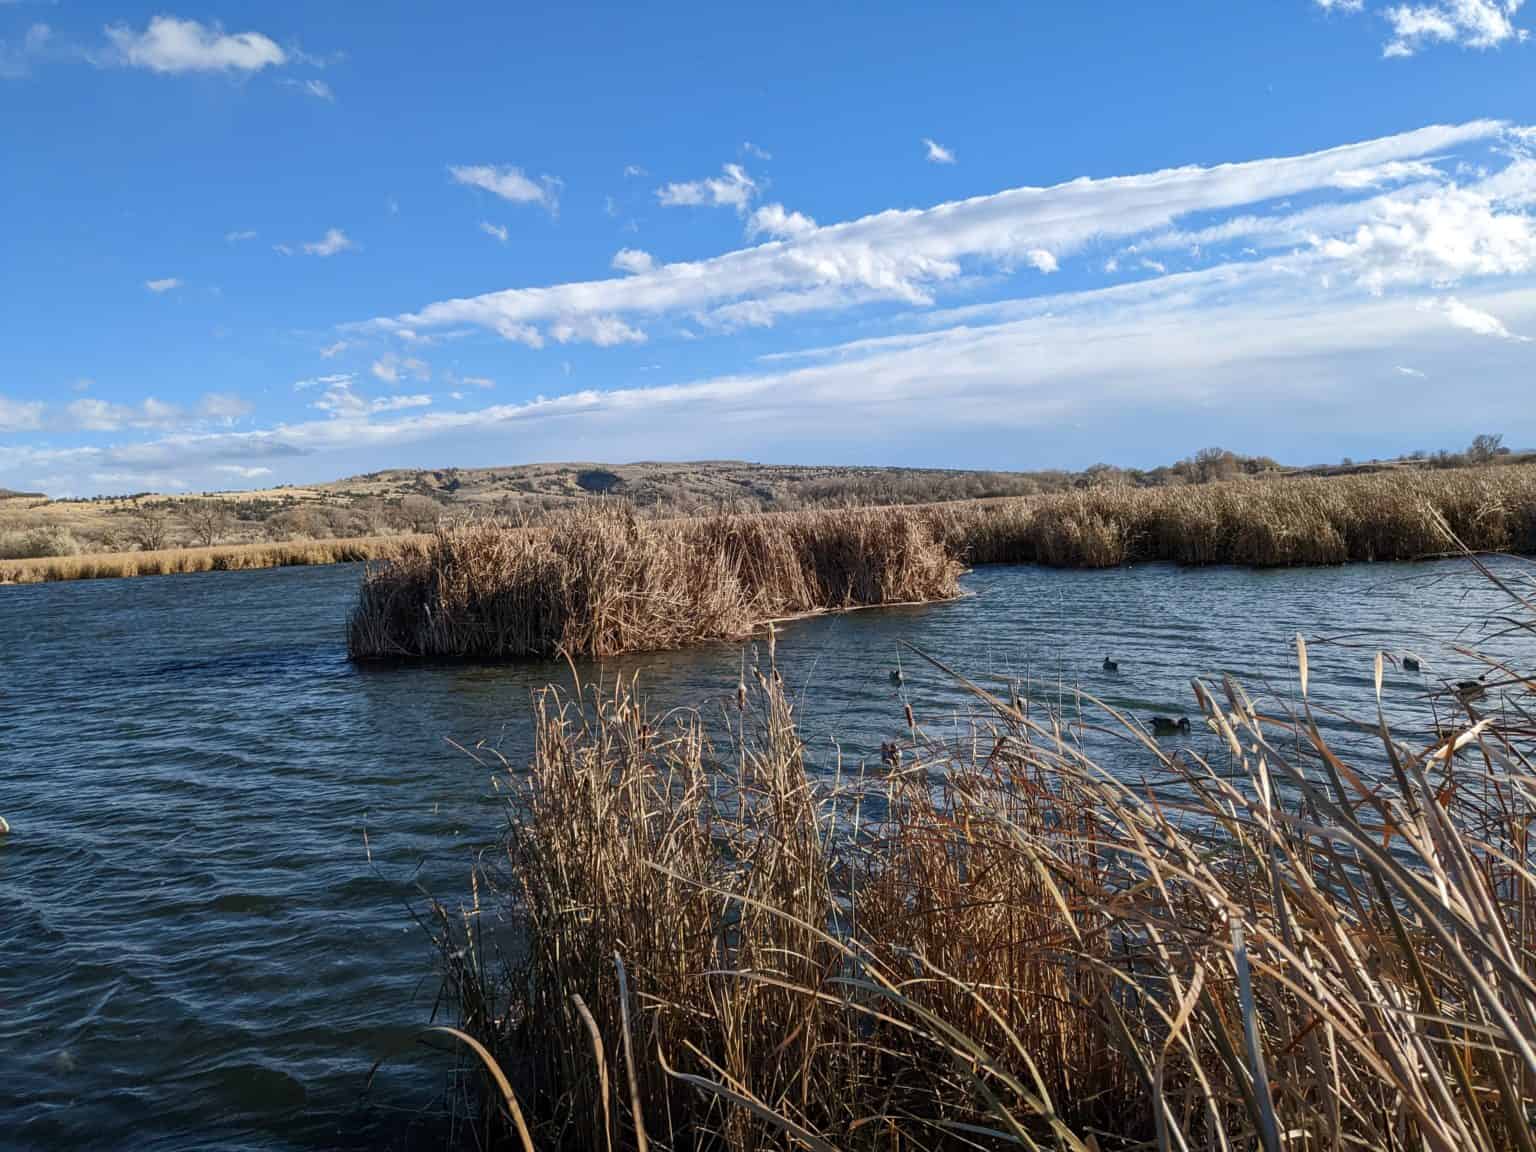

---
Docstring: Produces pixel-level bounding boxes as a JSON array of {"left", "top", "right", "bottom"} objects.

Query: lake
[{"left": 1, "top": 557, "right": 1530, "bottom": 1150}]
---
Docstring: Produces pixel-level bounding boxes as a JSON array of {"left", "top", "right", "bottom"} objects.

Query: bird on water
[
  {"left": 890, "top": 669, "right": 904, "bottom": 686},
  {"left": 1402, "top": 655, "right": 1421, "bottom": 673},
  {"left": 1453, "top": 676, "right": 1487, "bottom": 703},
  {"left": 1103, "top": 656, "right": 1118, "bottom": 672},
  {"left": 1149, "top": 716, "right": 1190, "bottom": 734}
]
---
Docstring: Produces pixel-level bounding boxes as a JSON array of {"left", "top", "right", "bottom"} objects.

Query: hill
[{"left": 1, "top": 444, "right": 1528, "bottom": 561}]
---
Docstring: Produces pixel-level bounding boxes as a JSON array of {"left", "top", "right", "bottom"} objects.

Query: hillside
[{"left": 1, "top": 445, "right": 1527, "bottom": 562}]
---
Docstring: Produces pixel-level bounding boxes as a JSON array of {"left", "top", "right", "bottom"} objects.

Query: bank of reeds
[
  {"left": 426, "top": 570, "right": 1536, "bottom": 1152},
  {"left": 0, "top": 534, "right": 424, "bottom": 585},
  {"left": 348, "top": 505, "right": 961, "bottom": 659},
  {"left": 350, "top": 465, "right": 1536, "bottom": 660},
  {"left": 934, "top": 462, "right": 1536, "bottom": 567}
]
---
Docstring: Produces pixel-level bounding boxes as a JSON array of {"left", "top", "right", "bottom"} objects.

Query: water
[{"left": 2, "top": 558, "right": 1531, "bottom": 1150}]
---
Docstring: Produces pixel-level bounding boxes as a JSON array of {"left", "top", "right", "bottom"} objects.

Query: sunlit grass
[{"left": 423, "top": 556, "right": 1536, "bottom": 1151}]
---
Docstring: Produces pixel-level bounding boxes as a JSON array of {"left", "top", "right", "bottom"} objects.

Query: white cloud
[
  {"left": 214, "top": 465, "right": 273, "bottom": 479},
  {"left": 1027, "top": 249, "right": 1059, "bottom": 274},
  {"left": 312, "top": 379, "right": 432, "bottom": 417},
  {"left": 1104, "top": 257, "right": 1121, "bottom": 273},
  {"left": 450, "top": 164, "right": 559, "bottom": 211},
  {"left": 293, "top": 372, "right": 353, "bottom": 392},
  {"left": 373, "top": 121, "right": 1511, "bottom": 350},
  {"left": 611, "top": 248, "right": 655, "bottom": 274},
  {"left": 747, "top": 203, "right": 818, "bottom": 240},
  {"left": 319, "top": 341, "right": 349, "bottom": 359},
  {"left": 1396, "top": 364, "right": 1427, "bottom": 375},
  {"left": 284, "top": 77, "right": 333, "bottom": 101},
  {"left": 67, "top": 397, "right": 182, "bottom": 432},
  {"left": 742, "top": 141, "right": 772, "bottom": 160},
  {"left": 923, "top": 138, "right": 956, "bottom": 165},
  {"left": 145, "top": 277, "right": 182, "bottom": 293},
  {"left": 480, "top": 221, "right": 510, "bottom": 244},
  {"left": 1439, "top": 294, "right": 1529, "bottom": 338},
  {"left": 1383, "top": 0, "right": 1526, "bottom": 55},
  {"left": 1315, "top": 0, "right": 1365, "bottom": 10},
  {"left": 0, "top": 395, "right": 44, "bottom": 431},
  {"left": 1317, "top": 185, "right": 1536, "bottom": 292},
  {"left": 623, "top": 164, "right": 646, "bottom": 178},
  {"left": 656, "top": 163, "right": 756, "bottom": 211},
  {"left": 32, "top": 268, "right": 1536, "bottom": 495},
  {"left": 370, "top": 354, "right": 431, "bottom": 383},
  {"left": 1140, "top": 258, "right": 1167, "bottom": 274},
  {"left": 301, "top": 228, "right": 353, "bottom": 257},
  {"left": 225, "top": 229, "right": 257, "bottom": 243},
  {"left": 198, "top": 392, "right": 253, "bottom": 423},
  {"left": 105, "top": 16, "right": 286, "bottom": 74}
]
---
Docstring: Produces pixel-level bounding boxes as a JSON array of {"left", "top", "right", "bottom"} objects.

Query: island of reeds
[
  {"left": 350, "top": 463, "right": 1536, "bottom": 659},
  {"left": 420, "top": 565, "right": 1536, "bottom": 1152}
]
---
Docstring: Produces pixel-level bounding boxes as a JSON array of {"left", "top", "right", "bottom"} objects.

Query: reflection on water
[{"left": 0, "top": 557, "right": 1530, "bottom": 1149}]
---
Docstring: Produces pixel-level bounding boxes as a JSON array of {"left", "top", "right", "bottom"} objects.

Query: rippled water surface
[{"left": 2, "top": 558, "right": 1532, "bottom": 1150}]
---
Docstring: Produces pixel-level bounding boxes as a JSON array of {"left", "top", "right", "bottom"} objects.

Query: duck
[
  {"left": 1402, "top": 655, "right": 1421, "bottom": 673},
  {"left": 1102, "top": 657, "right": 1119, "bottom": 673},
  {"left": 889, "top": 669, "right": 904, "bottom": 687},
  {"left": 1149, "top": 716, "right": 1191, "bottom": 735},
  {"left": 1453, "top": 677, "right": 1487, "bottom": 703},
  {"left": 880, "top": 741, "right": 902, "bottom": 767}
]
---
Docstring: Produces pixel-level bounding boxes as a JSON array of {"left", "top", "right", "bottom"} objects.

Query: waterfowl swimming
[
  {"left": 889, "top": 669, "right": 904, "bottom": 686},
  {"left": 1102, "top": 657, "right": 1119, "bottom": 673},
  {"left": 1402, "top": 655, "right": 1421, "bottom": 673},
  {"left": 880, "top": 741, "right": 901, "bottom": 767},
  {"left": 1149, "top": 716, "right": 1191, "bottom": 735},
  {"left": 1453, "top": 677, "right": 1487, "bottom": 703}
]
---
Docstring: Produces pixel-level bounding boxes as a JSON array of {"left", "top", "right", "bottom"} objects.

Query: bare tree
[
  {"left": 128, "top": 503, "right": 171, "bottom": 551},
  {"left": 1468, "top": 433, "right": 1504, "bottom": 465},
  {"left": 185, "top": 500, "right": 232, "bottom": 547}
]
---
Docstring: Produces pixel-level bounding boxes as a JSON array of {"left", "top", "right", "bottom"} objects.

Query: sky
[{"left": 2, "top": 2, "right": 1535, "bottom": 496}]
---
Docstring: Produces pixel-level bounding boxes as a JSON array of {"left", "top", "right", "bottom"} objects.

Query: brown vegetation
[
  {"left": 0, "top": 534, "right": 422, "bottom": 585},
  {"left": 424, "top": 582, "right": 1536, "bottom": 1152},
  {"left": 350, "top": 465, "right": 1536, "bottom": 659},
  {"left": 348, "top": 505, "right": 961, "bottom": 659},
  {"left": 934, "top": 462, "right": 1536, "bottom": 568}
]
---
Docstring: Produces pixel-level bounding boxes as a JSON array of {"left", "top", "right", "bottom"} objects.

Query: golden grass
[
  {"left": 0, "top": 534, "right": 426, "bottom": 585},
  {"left": 350, "top": 465, "right": 1536, "bottom": 661},
  {"left": 349, "top": 504, "right": 961, "bottom": 659},
  {"left": 425, "top": 565, "right": 1536, "bottom": 1152},
  {"left": 933, "top": 462, "right": 1536, "bottom": 567}
]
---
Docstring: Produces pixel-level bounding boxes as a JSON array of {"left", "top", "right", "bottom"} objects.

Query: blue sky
[{"left": 2, "top": 1, "right": 1535, "bottom": 495}]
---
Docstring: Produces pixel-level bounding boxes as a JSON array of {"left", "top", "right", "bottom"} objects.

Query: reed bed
[
  {"left": 426, "top": 565, "right": 1536, "bottom": 1152},
  {"left": 0, "top": 534, "right": 425, "bottom": 585},
  {"left": 934, "top": 463, "right": 1536, "bottom": 568},
  {"left": 349, "top": 465, "right": 1536, "bottom": 661},
  {"left": 348, "top": 504, "right": 961, "bottom": 660}
]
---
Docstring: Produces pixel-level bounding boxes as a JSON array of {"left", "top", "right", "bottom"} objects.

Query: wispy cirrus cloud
[
  {"left": 656, "top": 163, "right": 757, "bottom": 211},
  {"left": 145, "top": 277, "right": 182, "bottom": 294},
  {"left": 923, "top": 138, "right": 956, "bottom": 164},
  {"left": 450, "top": 164, "right": 560, "bottom": 212}
]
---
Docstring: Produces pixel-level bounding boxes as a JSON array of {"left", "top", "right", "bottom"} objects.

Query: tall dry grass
[
  {"left": 0, "top": 534, "right": 423, "bottom": 585},
  {"left": 936, "top": 463, "right": 1536, "bottom": 568},
  {"left": 350, "top": 466, "right": 1536, "bottom": 661},
  {"left": 348, "top": 504, "right": 961, "bottom": 660},
  {"left": 424, "top": 567, "right": 1536, "bottom": 1152}
]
